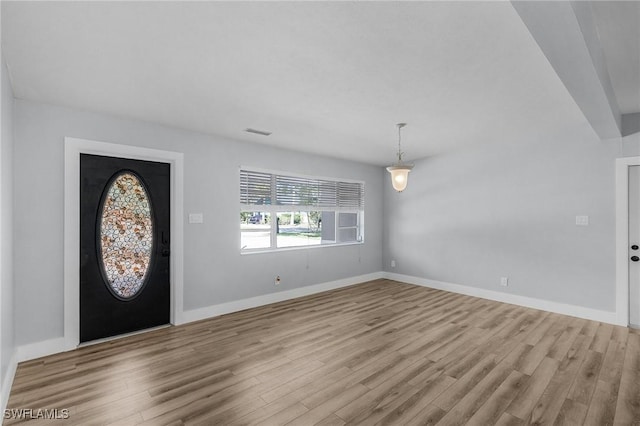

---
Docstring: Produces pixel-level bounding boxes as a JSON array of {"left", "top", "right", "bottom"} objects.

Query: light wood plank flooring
[{"left": 5, "top": 280, "right": 640, "bottom": 425}]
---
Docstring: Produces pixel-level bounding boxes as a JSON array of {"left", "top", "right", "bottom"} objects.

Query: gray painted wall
[
  {"left": 13, "top": 99, "right": 383, "bottom": 346},
  {"left": 10, "top": 98, "right": 640, "bottom": 349},
  {"left": 1, "top": 57, "right": 15, "bottom": 387},
  {"left": 383, "top": 125, "right": 621, "bottom": 312},
  {"left": 620, "top": 131, "right": 640, "bottom": 157}
]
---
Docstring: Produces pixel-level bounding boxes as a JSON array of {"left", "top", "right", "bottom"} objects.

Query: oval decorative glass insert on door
[{"left": 99, "top": 172, "right": 154, "bottom": 299}]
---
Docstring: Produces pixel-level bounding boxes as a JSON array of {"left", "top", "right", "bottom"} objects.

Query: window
[{"left": 240, "top": 169, "right": 364, "bottom": 252}]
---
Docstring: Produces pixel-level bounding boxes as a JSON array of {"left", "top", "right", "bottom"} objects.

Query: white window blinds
[
  {"left": 240, "top": 170, "right": 272, "bottom": 205},
  {"left": 240, "top": 169, "right": 364, "bottom": 211}
]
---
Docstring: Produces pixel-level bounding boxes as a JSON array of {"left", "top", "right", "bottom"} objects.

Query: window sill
[{"left": 240, "top": 241, "right": 364, "bottom": 255}]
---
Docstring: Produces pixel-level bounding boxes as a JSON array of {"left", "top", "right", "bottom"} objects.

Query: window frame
[{"left": 240, "top": 167, "right": 365, "bottom": 254}]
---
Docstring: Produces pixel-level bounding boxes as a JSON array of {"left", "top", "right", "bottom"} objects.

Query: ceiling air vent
[{"left": 245, "top": 128, "right": 272, "bottom": 136}]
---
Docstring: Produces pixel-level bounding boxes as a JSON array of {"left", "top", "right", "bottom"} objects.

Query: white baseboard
[
  {"left": 1, "top": 340, "right": 75, "bottom": 413},
  {"left": 1, "top": 350, "right": 17, "bottom": 414},
  {"left": 7, "top": 269, "right": 622, "bottom": 376},
  {"left": 383, "top": 272, "right": 621, "bottom": 326},
  {"left": 1, "top": 338, "right": 72, "bottom": 414},
  {"left": 181, "top": 272, "right": 384, "bottom": 324},
  {"left": 8, "top": 272, "right": 384, "bottom": 367},
  {"left": 15, "top": 337, "right": 72, "bottom": 364}
]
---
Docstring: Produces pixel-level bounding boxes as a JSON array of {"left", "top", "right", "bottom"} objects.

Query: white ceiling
[{"left": 1, "top": 1, "right": 636, "bottom": 166}]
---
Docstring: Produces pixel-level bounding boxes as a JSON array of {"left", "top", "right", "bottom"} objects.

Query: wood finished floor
[{"left": 5, "top": 279, "right": 640, "bottom": 425}]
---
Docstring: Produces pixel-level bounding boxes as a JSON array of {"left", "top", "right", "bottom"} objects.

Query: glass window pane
[
  {"left": 241, "top": 212, "right": 271, "bottom": 250},
  {"left": 276, "top": 211, "right": 322, "bottom": 248},
  {"left": 100, "top": 172, "right": 153, "bottom": 299}
]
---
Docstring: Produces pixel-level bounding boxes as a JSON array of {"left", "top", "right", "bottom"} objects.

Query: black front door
[{"left": 80, "top": 154, "right": 170, "bottom": 343}]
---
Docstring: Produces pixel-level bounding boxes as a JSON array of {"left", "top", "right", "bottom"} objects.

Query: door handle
[{"left": 631, "top": 256, "right": 639, "bottom": 262}]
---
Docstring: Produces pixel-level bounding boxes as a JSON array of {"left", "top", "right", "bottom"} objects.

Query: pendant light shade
[
  {"left": 386, "top": 123, "right": 414, "bottom": 192},
  {"left": 387, "top": 165, "right": 412, "bottom": 192}
]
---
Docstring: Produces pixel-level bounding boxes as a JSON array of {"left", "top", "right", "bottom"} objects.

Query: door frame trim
[
  {"left": 64, "top": 137, "right": 184, "bottom": 349},
  {"left": 615, "top": 156, "right": 640, "bottom": 327}
]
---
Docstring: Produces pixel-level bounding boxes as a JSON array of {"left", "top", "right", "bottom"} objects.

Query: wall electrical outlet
[
  {"left": 500, "top": 277, "right": 509, "bottom": 287},
  {"left": 391, "top": 260, "right": 396, "bottom": 268},
  {"left": 275, "top": 276, "right": 281, "bottom": 286}
]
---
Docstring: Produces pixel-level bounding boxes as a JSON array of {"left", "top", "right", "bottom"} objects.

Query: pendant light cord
[{"left": 397, "top": 123, "right": 406, "bottom": 162}]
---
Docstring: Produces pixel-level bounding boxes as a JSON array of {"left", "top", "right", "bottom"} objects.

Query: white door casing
[
  {"left": 627, "top": 166, "right": 640, "bottom": 327},
  {"left": 64, "top": 137, "right": 185, "bottom": 350},
  {"left": 615, "top": 156, "right": 640, "bottom": 327}
]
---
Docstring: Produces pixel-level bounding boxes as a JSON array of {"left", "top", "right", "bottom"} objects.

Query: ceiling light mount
[{"left": 386, "top": 122, "right": 414, "bottom": 192}]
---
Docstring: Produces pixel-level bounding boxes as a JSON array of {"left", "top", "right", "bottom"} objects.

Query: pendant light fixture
[{"left": 386, "top": 123, "right": 414, "bottom": 192}]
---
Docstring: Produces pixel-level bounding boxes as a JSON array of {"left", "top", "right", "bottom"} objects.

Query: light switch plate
[
  {"left": 575, "top": 215, "right": 589, "bottom": 226},
  {"left": 189, "top": 213, "right": 204, "bottom": 224}
]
